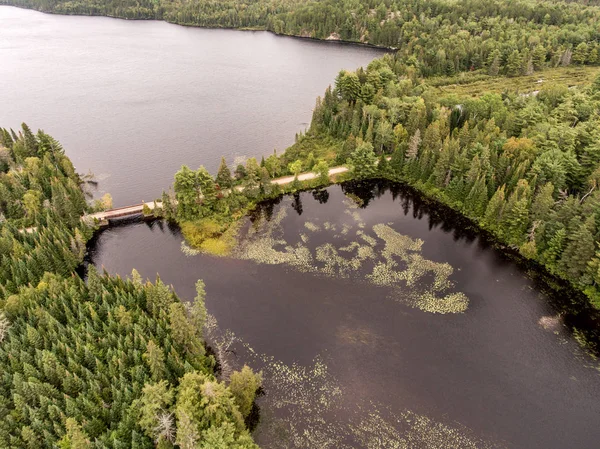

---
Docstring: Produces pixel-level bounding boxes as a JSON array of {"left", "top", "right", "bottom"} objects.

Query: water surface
[
  {"left": 0, "top": 6, "right": 383, "bottom": 205},
  {"left": 90, "top": 181, "right": 600, "bottom": 449}
]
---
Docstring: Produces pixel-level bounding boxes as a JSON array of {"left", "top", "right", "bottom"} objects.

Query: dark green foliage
[
  {"left": 5, "top": 0, "right": 600, "bottom": 78},
  {"left": 216, "top": 157, "right": 233, "bottom": 190},
  {"left": 297, "top": 54, "right": 600, "bottom": 304},
  {"left": 0, "top": 126, "right": 257, "bottom": 447},
  {"left": 0, "top": 124, "right": 87, "bottom": 228},
  {"left": 348, "top": 141, "right": 378, "bottom": 179},
  {"left": 174, "top": 165, "right": 217, "bottom": 220},
  {"left": 0, "top": 270, "right": 212, "bottom": 447}
]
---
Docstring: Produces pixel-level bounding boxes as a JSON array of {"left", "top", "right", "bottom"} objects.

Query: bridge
[
  {"left": 87, "top": 201, "right": 162, "bottom": 223},
  {"left": 86, "top": 165, "right": 350, "bottom": 224},
  {"left": 20, "top": 164, "right": 351, "bottom": 233}
]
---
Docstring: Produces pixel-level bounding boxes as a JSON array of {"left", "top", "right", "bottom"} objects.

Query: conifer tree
[
  {"left": 216, "top": 157, "right": 233, "bottom": 190},
  {"left": 144, "top": 340, "right": 166, "bottom": 381},
  {"left": 190, "top": 280, "right": 208, "bottom": 339},
  {"left": 483, "top": 185, "right": 506, "bottom": 230},
  {"left": 559, "top": 217, "right": 596, "bottom": 281},
  {"left": 530, "top": 183, "right": 555, "bottom": 222}
]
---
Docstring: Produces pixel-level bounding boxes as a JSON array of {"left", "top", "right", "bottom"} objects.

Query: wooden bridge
[
  {"left": 20, "top": 164, "right": 351, "bottom": 234},
  {"left": 88, "top": 201, "right": 162, "bottom": 221},
  {"left": 86, "top": 165, "right": 349, "bottom": 224},
  {"left": 86, "top": 201, "right": 163, "bottom": 227}
]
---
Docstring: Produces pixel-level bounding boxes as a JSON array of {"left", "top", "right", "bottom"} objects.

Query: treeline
[
  {"left": 4, "top": 0, "right": 600, "bottom": 76},
  {"left": 0, "top": 126, "right": 261, "bottom": 448},
  {"left": 0, "top": 124, "right": 87, "bottom": 229},
  {"left": 306, "top": 55, "right": 600, "bottom": 306},
  {"left": 169, "top": 61, "right": 600, "bottom": 307},
  {"left": 0, "top": 125, "right": 92, "bottom": 298}
]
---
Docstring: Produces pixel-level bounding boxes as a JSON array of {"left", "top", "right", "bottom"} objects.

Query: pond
[{"left": 89, "top": 180, "right": 600, "bottom": 449}]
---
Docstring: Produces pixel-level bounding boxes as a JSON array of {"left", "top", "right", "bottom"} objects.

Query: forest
[
  {"left": 2, "top": 0, "right": 600, "bottom": 445},
  {"left": 309, "top": 60, "right": 600, "bottom": 307},
  {"left": 3, "top": 0, "right": 600, "bottom": 77},
  {"left": 167, "top": 57, "right": 600, "bottom": 309},
  {"left": 0, "top": 126, "right": 260, "bottom": 448}
]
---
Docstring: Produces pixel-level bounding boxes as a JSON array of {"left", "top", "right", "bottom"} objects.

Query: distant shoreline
[{"left": 0, "top": 4, "right": 395, "bottom": 52}]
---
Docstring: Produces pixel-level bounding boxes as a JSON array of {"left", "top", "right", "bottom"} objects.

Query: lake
[
  {"left": 0, "top": 6, "right": 383, "bottom": 206},
  {"left": 90, "top": 181, "right": 600, "bottom": 449},
  {"left": 3, "top": 6, "right": 600, "bottom": 449}
]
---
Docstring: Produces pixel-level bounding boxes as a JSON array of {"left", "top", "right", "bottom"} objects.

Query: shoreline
[
  {"left": 84, "top": 176, "right": 600, "bottom": 355},
  {"left": 0, "top": 4, "right": 395, "bottom": 52}
]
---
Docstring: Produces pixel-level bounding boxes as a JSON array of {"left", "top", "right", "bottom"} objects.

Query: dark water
[
  {"left": 90, "top": 181, "right": 600, "bottom": 449},
  {"left": 0, "top": 6, "right": 383, "bottom": 206}
]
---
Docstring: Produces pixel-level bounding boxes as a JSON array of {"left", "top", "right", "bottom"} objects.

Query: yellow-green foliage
[
  {"left": 235, "top": 198, "right": 469, "bottom": 314},
  {"left": 142, "top": 203, "right": 152, "bottom": 216},
  {"left": 431, "top": 66, "right": 600, "bottom": 98},
  {"left": 180, "top": 218, "right": 241, "bottom": 256},
  {"left": 281, "top": 134, "right": 342, "bottom": 168}
]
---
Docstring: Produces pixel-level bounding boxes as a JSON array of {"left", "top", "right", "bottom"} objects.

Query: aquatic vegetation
[
  {"left": 181, "top": 241, "right": 202, "bottom": 256},
  {"left": 235, "top": 197, "right": 469, "bottom": 314},
  {"left": 304, "top": 221, "right": 321, "bottom": 232},
  {"left": 358, "top": 231, "right": 377, "bottom": 247},
  {"left": 414, "top": 292, "right": 469, "bottom": 314},
  {"left": 324, "top": 221, "right": 337, "bottom": 231},
  {"left": 345, "top": 209, "right": 365, "bottom": 228},
  {"left": 208, "top": 315, "right": 501, "bottom": 449},
  {"left": 315, "top": 243, "right": 355, "bottom": 276},
  {"left": 352, "top": 406, "right": 501, "bottom": 449}
]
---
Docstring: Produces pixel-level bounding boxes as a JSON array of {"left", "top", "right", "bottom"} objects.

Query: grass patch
[{"left": 430, "top": 66, "right": 600, "bottom": 97}]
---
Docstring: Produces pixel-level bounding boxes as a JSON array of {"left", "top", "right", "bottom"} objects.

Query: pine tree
[
  {"left": 190, "top": 280, "right": 208, "bottom": 339},
  {"left": 57, "top": 418, "right": 91, "bottom": 449},
  {"left": 541, "top": 227, "right": 567, "bottom": 271},
  {"left": 138, "top": 381, "right": 174, "bottom": 440},
  {"left": 464, "top": 177, "right": 489, "bottom": 218},
  {"left": 169, "top": 303, "right": 204, "bottom": 357},
  {"left": 500, "top": 180, "right": 531, "bottom": 244},
  {"left": 506, "top": 50, "right": 523, "bottom": 77},
  {"left": 532, "top": 45, "right": 547, "bottom": 70},
  {"left": 530, "top": 183, "right": 555, "bottom": 222},
  {"left": 405, "top": 129, "right": 421, "bottom": 161},
  {"left": 487, "top": 50, "right": 501, "bottom": 76},
  {"left": 144, "top": 340, "right": 166, "bottom": 382},
  {"left": 558, "top": 217, "right": 596, "bottom": 281},
  {"left": 215, "top": 157, "right": 232, "bottom": 190}
]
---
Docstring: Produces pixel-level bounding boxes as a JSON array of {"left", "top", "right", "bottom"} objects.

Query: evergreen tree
[
  {"left": 559, "top": 217, "right": 596, "bottom": 281},
  {"left": 144, "top": 340, "right": 166, "bottom": 381},
  {"left": 190, "top": 280, "right": 208, "bottom": 339},
  {"left": 349, "top": 141, "right": 378, "bottom": 179},
  {"left": 530, "top": 183, "right": 555, "bottom": 222},
  {"left": 216, "top": 157, "right": 233, "bottom": 189},
  {"left": 506, "top": 50, "right": 523, "bottom": 77}
]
